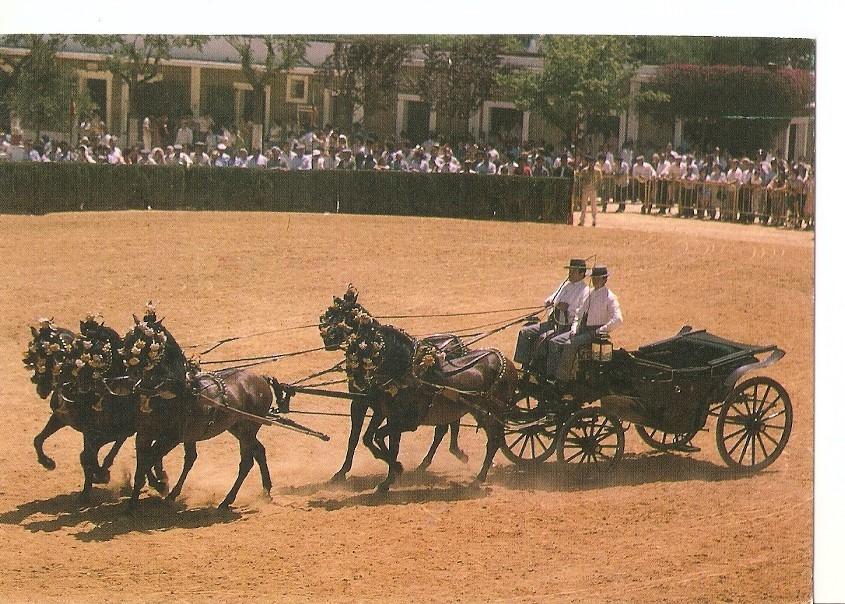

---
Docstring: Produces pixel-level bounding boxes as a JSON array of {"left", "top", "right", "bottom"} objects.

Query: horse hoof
[
  {"left": 92, "top": 470, "right": 111, "bottom": 485},
  {"left": 451, "top": 449, "right": 470, "bottom": 464},
  {"left": 415, "top": 462, "right": 431, "bottom": 472},
  {"left": 260, "top": 491, "right": 273, "bottom": 503},
  {"left": 329, "top": 471, "right": 347, "bottom": 484},
  {"left": 395, "top": 462, "right": 405, "bottom": 476},
  {"left": 38, "top": 457, "right": 57, "bottom": 471},
  {"left": 375, "top": 482, "right": 391, "bottom": 494},
  {"left": 217, "top": 500, "right": 233, "bottom": 511}
]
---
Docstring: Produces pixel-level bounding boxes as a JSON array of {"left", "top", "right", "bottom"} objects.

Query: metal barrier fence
[{"left": 571, "top": 172, "right": 814, "bottom": 227}]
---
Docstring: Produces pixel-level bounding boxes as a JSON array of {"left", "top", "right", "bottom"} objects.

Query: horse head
[
  {"left": 65, "top": 314, "right": 123, "bottom": 397},
  {"left": 319, "top": 291, "right": 369, "bottom": 351},
  {"left": 120, "top": 311, "right": 186, "bottom": 400},
  {"left": 23, "top": 319, "right": 74, "bottom": 399}
]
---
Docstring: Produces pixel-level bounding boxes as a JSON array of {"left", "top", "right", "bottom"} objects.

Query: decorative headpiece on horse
[
  {"left": 143, "top": 300, "right": 158, "bottom": 324},
  {"left": 412, "top": 342, "right": 442, "bottom": 379},
  {"left": 23, "top": 318, "right": 69, "bottom": 378},
  {"left": 69, "top": 313, "right": 113, "bottom": 381},
  {"left": 121, "top": 310, "right": 168, "bottom": 372},
  {"left": 343, "top": 284, "right": 358, "bottom": 306}
]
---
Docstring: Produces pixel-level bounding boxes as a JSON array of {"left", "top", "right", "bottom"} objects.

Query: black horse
[
  {"left": 122, "top": 308, "right": 281, "bottom": 511},
  {"left": 336, "top": 308, "right": 518, "bottom": 492},
  {"left": 318, "top": 286, "right": 469, "bottom": 482}
]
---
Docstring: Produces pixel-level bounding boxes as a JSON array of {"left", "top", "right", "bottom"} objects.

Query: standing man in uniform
[
  {"left": 514, "top": 259, "right": 590, "bottom": 371},
  {"left": 547, "top": 265, "right": 622, "bottom": 381}
]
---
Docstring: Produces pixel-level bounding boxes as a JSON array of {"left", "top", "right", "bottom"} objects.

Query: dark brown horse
[
  {"left": 25, "top": 321, "right": 135, "bottom": 492},
  {"left": 122, "top": 310, "right": 280, "bottom": 511},
  {"left": 341, "top": 310, "right": 518, "bottom": 492},
  {"left": 318, "top": 287, "right": 468, "bottom": 482}
]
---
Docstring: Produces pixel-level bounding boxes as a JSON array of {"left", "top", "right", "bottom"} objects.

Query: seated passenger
[
  {"left": 514, "top": 258, "right": 589, "bottom": 370},
  {"left": 546, "top": 265, "right": 623, "bottom": 381}
]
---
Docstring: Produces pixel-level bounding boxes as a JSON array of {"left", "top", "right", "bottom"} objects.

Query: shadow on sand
[
  {"left": 0, "top": 488, "right": 249, "bottom": 542},
  {"left": 487, "top": 450, "right": 762, "bottom": 492}
]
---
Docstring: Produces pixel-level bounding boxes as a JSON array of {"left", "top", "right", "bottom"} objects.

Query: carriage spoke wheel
[
  {"left": 556, "top": 407, "right": 625, "bottom": 467},
  {"left": 501, "top": 392, "right": 559, "bottom": 465},
  {"left": 635, "top": 425, "right": 695, "bottom": 451},
  {"left": 716, "top": 376, "right": 792, "bottom": 472}
]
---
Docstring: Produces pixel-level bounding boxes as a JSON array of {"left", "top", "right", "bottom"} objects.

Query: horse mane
[{"left": 372, "top": 323, "right": 416, "bottom": 383}]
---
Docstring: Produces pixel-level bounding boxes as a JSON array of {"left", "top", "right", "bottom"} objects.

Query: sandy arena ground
[{"left": 0, "top": 208, "right": 813, "bottom": 603}]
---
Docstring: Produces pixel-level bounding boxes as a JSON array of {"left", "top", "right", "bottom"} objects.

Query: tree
[
  {"left": 502, "top": 35, "right": 638, "bottom": 145},
  {"left": 225, "top": 35, "right": 307, "bottom": 133},
  {"left": 323, "top": 36, "right": 410, "bottom": 128},
  {"left": 630, "top": 36, "right": 815, "bottom": 70},
  {"left": 417, "top": 36, "right": 512, "bottom": 137},
  {"left": 5, "top": 35, "right": 76, "bottom": 139},
  {"left": 0, "top": 35, "right": 68, "bottom": 132},
  {"left": 74, "top": 35, "right": 207, "bottom": 142}
]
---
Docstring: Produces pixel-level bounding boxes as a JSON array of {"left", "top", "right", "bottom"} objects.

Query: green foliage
[
  {"left": 630, "top": 36, "right": 815, "bottom": 70},
  {"left": 6, "top": 38, "right": 75, "bottom": 136},
  {"left": 502, "top": 35, "right": 637, "bottom": 141},
  {"left": 418, "top": 36, "right": 510, "bottom": 127},
  {"left": 324, "top": 36, "right": 410, "bottom": 119},
  {"left": 225, "top": 36, "right": 307, "bottom": 123},
  {"left": 640, "top": 64, "right": 814, "bottom": 119}
]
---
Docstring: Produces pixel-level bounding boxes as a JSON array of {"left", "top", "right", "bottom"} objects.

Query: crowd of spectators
[{"left": 0, "top": 116, "right": 814, "bottom": 229}]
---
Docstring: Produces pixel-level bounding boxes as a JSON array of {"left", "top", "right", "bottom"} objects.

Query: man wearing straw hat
[
  {"left": 514, "top": 258, "right": 590, "bottom": 369},
  {"left": 547, "top": 265, "right": 623, "bottom": 381}
]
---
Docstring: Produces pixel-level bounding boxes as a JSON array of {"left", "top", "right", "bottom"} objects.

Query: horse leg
[
  {"left": 474, "top": 421, "right": 504, "bottom": 485},
  {"left": 129, "top": 435, "right": 179, "bottom": 512},
  {"left": 33, "top": 413, "right": 66, "bottom": 471},
  {"left": 376, "top": 427, "right": 402, "bottom": 493},
  {"left": 363, "top": 408, "right": 390, "bottom": 465},
  {"left": 148, "top": 455, "right": 170, "bottom": 495},
  {"left": 252, "top": 438, "right": 272, "bottom": 501},
  {"left": 219, "top": 436, "right": 256, "bottom": 510},
  {"left": 165, "top": 441, "right": 198, "bottom": 502},
  {"left": 78, "top": 432, "right": 102, "bottom": 503},
  {"left": 417, "top": 424, "right": 448, "bottom": 471},
  {"left": 331, "top": 398, "right": 368, "bottom": 483},
  {"left": 448, "top": 420, "right": 469, "bottom": 463},
  {"left": 100, "top": 436, "right": 127, "bottom": 473}
]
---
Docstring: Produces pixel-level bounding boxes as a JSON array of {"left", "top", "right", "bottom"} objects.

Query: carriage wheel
[
  {"left": 556, "top": 407, "right": 625, "bottom": 467},
  {"left": 501, "top": 392, "right": 560, "bottom": 465},
  {"left": 635, "top": 425, "right": 696, "bottom": 451},
  {"left": 716, "top": 376, "right": 792, "bottom": 472}
]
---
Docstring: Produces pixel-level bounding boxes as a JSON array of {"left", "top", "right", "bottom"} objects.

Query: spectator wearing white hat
[
  {"left": 266, "top": 146, "right": 289, "bottom": 170},
  {"left": 213, "top": 143, "right": 230, "bottom": 167},
  {"left": 233, "top": 148, "right": 249, "bottom": 168},
  {"left": 336, "top": 147, "right": 355, "bottom": 170}
]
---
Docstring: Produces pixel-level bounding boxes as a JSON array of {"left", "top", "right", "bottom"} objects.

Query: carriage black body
[{"left": 501, "top": 326, "right": 793, "bottom": 472}]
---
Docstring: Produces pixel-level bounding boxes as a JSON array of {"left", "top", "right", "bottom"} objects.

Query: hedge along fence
[{"left": 0, "top": 162, "right": 573, "bottom": 224}]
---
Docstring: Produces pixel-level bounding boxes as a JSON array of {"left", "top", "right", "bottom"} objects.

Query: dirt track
[{"left": 0, "top": 209, "right": 813, "bottom": 603}]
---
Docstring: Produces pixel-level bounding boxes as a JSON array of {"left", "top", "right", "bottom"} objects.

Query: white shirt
[
  {"left": 292, "top": 154, "right": 312, "bottom": 170},
  {"left": 726, "top": 167, "right": 744, "bottom": 185},
  {"left": 572, "top": 286, "right": 623, "bottom": 335},
  {"left": 632, "top": 162, "right": 656, "bottom": 179},
  {"left": 545, "top": 279, "right": 590, "bottom": 326},
  {"left": 175, "top": 127, "right": 193, "bottom": 146}
]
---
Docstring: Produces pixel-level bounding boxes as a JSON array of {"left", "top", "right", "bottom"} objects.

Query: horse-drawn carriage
[
  {"left": 23, "top": 290, "right": 794, "bottom": 506},
  {"left": 500, "top": 326, "right": 792, "bottom": 472}
]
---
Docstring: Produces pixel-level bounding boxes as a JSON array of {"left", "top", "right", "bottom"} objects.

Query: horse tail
[{"left": 265, "top": 376, "right": 290, "bottom": 413}]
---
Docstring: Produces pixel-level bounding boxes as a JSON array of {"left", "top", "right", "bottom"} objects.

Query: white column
[
  {"left": 396, "top": 97, "right": 405, "bottom": 137},
  {"left": 673, "top": 118, "right": 683, "bottom": 149},
  {"left": 263, "top": 85, "right": 271, "bottom": 132},
  {"left": 428, "top": 109, "right": 437, "bottom": 134},
  {"left": 468, "top": 109, "right": 480, "bottom": 139},
  {"left": 626, "top": 80, "right": 640, "bottom": 147},
  {"left": 522, "top": 111, "right": 530, "bottom": 144},
  {"left": 322, "top": 89, "right": 332, "bottom": 127},
  {"left": 120, "top": 81, "right": 130, "bottom": 145},
  {"left": 353, "top": 104, "right": 364, "bottom": 125},
  {"left": 190, "top": 66, "right": 202, "bottom": 116}
]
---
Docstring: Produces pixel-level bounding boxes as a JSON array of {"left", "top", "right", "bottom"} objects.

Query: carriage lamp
[{"left": 592, "top": 334, "right": 613, "bottom": 362}]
